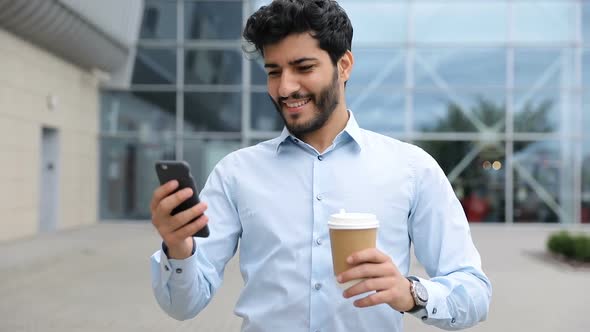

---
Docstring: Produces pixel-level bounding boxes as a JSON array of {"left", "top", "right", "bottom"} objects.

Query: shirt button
[
  {"left": 316, "top": 238, "right": 323, "bottom": 245},
  {"left": 314, "top": 283, "right": 322, "bottom": 290},
  {"left": 164, "top": 265, "right": 170, "bottom": 271},
  {"left": 316, "top": 194, "right": 323, "bottom": 201},
  {"left": 317, "top": 155, "right": 323, "bottom": 161},
  {"left": 175, "top": 268, "right": 183, "bottom": 274},
  {"left": 432, "top": 308, "right": 437, "bottom": 314},
  {"left": 451, "top": 318, "right": 456, "bottom": 324},
  {"left": 293, "top": 138, "right": 299, "bottom": 143}
]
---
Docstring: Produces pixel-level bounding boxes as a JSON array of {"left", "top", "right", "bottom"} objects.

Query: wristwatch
[{"left": 406, "top": 276, "right": 428, "bottom": 315}]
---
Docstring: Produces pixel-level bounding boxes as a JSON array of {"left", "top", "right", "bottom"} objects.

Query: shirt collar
[{"left": 274, "top": 110, "right": 363, "bottom": 154}]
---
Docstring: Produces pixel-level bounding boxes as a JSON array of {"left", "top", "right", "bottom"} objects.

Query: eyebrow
[{"left": 264, "top": 57, "right": 319, "bottom": 69}]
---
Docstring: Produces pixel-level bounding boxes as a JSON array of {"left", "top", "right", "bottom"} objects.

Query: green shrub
[
  {"left": 572, "top": 235, "right": 590, "bottom": 262},
  {"left": 547, "top": 231, "right": 590, "bottom": 262}
]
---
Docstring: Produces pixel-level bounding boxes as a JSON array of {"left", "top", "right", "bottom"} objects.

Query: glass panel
[
  {"left": 583, "top": 90, "right": 590, "bottom": 223},
  {"left": 413, "top": 2, "right": 507, "bottom": 44},
  {"left": 347, "top": 49, "right": 404, "bottom": 90},
  {"left": 416, "top": 140, "right": 506, "bottom": 223},
  {"left": 139, "top": 0, "right": 176, "bottom": 39},
  {"left": 415, "top": 48, "right": 505, "bottom": 88},
  {"left": 185, "top": 49, "right": 242, "bottom": 85},
  {"left": 184, "top": 92, "right": 241, "bottom": 132},
  {"left": 99, "top": 137, "right": 175, "bottom": 220},
  {"left": 584, "top": 48, "right": 590, "bottom": 88},
  {"left": 513, "top": 141, "right": 561, "bottom": 223},
  {"left": 584, "top": 2, "right": 590, "bottom": 45},
  {"left": 132, "top": 48, "right": 176, "bottom": 85},
  {"left": 100, "top": 91, "right": 176, "bottom": 134},
  {"left": 513, "top": 90, "right": 559, "bottom": 133},
  {"left": 515, "top": 49, "right": 576, "bottom": 89},
  {"left": 183, "top": 139, "right": 241, "bottom": 188},
  {"left": 251, "top": 58, "right": 267, "bottom": 85},
  {"left": 413, "top": 91, "right": 505, "bottom": 132},
  {"left": 185, "top": 1, "right": 242, "bottom": 40},
  {"left": 251, "top": 93, "right": 283, "bottom": 131},
  {"left": 513, "top": 1, "right": 575, "bottom": 43},
  {"left": 339, "top": 1, "right": 406, "bottom": 44},
  {"left": 346, "top": 91, "right": 405, "bottom": 132}
]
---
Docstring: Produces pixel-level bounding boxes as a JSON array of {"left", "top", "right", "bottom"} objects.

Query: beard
[{"left": 269, "top": 68, "right": 340, "bottom": 138}]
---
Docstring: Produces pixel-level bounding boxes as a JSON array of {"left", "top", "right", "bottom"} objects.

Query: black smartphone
[{"left": 154, "top": 160, "right": 210, "bottom": 238}]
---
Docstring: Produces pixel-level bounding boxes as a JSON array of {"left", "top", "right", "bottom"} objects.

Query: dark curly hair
[{"left": 243, "top": 0, "right": 353, "bottom": 65}]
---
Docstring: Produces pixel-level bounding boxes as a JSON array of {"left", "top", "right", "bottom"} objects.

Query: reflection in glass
[
  {"left": 513, "top": 1, "right": 575, "bottom": 43},
  {"left": 132, "top": 48, "right": 176, "bottom": 85},
  {"left": 139, "top": 0, "right": 176, "bottom": 39},
  {"left": 338, "top": 1, "right": 406, "bottom": 44},
  {"left": 416, "top": 140, "right": 505, "bottom": 223},
  {"left": 515, "top": 49, "right": 575, "bottom": 89},
  {"left": 251, "top": 93, "right": 283, "bottom": 131},
  {"left": 101, "top": 91, "right": 176, "bottom": 134},
  {"left": 183, "top": 139, "right": 241, "bottom": 188},
  {"left": 346, "top": 91, "right": 404, "bottom": 133},
  {"left": 513, "top": 90, "right": 557, "bottom": 132},
  {"left": 415, "top": 49, "right": 505, "bottom": 87},
  {"left": 414, "top": 92, "right": 505, "bottom": 132},
  {"left": 185, "top": 2, "right": 242, "bottom": 40},
  {"left": 413, "top": 2, "right": 506, "bottom": 44},
  {"left": 513, "top": 141, "right": 561, "bottom": 223},
  {"left": 184, "top": 92, "right": 241, "bottom": 132},
  {"left": 185, "top": 49, "right": 242, "bottom": 85},
  {"left": 347, "top": 49, "right": 404, "bottom": 90},
  {"left": 100, "top": 137, "right": 175, "bottom": 220}
]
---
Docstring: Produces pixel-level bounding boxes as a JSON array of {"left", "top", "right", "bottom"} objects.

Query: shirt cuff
[
  {"left": 410, "top": 277, "right": 452, "bottom": 322},
  {"left": 157, "top": 238, "right": 199, "bottom": 282}
]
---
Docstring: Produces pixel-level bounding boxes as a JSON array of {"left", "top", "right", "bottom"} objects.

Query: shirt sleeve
[
  {"left": 407, "top": 148, "right": 492, "bottom": 330},
  {"left": 150, "top": 157, "right": 242, "bottom": 321}
]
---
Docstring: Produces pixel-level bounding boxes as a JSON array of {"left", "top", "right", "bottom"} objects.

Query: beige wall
[{"left": 0, "top": 29, "right": 99, "bottom": 242}]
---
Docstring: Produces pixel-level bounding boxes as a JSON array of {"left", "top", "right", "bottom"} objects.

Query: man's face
[{"left": 263, "top": 33, "right": 343, "bottom": 137}]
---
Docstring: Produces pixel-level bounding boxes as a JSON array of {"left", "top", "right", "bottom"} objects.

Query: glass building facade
[{"left": 100, "top": 0, "right": 590, "bottom": 224}]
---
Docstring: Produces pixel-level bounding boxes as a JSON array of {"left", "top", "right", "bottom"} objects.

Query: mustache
[{"left": 278, "top": 92, "right": 313, "bottom": 103}]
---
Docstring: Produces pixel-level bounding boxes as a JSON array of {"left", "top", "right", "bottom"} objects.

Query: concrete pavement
[{"left": 0, "top": 222, "right": 588, "bottom": 332}]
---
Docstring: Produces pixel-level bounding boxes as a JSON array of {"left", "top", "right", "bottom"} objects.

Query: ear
[{"left": 337, "top": 50, "right": 354, "bottom": 82}]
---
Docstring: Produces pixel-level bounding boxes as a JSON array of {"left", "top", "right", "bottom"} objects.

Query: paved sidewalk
[{"left": 0, "top": 222, "right": 588, "bottom": 332}]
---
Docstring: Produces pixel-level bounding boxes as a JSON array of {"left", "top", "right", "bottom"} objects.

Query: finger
[
  {"left": 158, "top": 187, "right": 193, "bottom": 216},
  {"left": 347, "top": 248, "right": 390, "bottom": 265},
  {"left": 175, "top": 213, "right": 209, "bottom": 239},
  {"left": 150, "top": 180, "right": 178, "bottom": 213},
  {"left": 353, "top": 288, "right": 395, "bottom": 308},
  {"left": 338, "top": 262, "right": 396, "bottom": 284},
  {"left": 343, "top": 276, "right": 394, "bottom": 298},
  {"left": 169, "top": 202, "right": 208, "bottom": 231}
]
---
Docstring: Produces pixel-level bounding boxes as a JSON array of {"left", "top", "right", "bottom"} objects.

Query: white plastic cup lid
[{"left": 328, "top": 209, "right": 379, "bottom": 229}]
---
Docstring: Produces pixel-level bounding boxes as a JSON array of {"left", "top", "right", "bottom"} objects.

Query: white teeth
[{"left": 285, "top": 99, "right": 310, "bottom": 108}]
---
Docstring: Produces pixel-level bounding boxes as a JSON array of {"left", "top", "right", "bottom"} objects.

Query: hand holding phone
[{"left": 154, "top": 160, "right": 210, "bottom": 238}]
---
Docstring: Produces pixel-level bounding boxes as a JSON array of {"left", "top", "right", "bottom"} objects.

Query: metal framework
[{"left": 101, "top": 0, "right": 587, "bottom": 223}]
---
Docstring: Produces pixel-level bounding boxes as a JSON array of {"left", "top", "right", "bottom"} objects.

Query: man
[{"left": 150, "top": 1, "right": 492, "bottom": 331}]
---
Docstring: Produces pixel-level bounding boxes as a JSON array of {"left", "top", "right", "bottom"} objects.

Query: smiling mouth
[{"left": 283, "top": 98, "right": 311, "bottom": 109}]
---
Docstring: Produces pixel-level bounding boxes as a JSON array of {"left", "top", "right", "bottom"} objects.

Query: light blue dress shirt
[{"left": 151, "top": 111, "right": 492, "bottom": 332}]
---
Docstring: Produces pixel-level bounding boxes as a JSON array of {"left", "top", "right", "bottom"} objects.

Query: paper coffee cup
[{"left": 328, "top": 209, "right": 379, "bottom": 289}]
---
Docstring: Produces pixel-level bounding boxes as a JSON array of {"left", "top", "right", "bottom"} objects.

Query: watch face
[{"left": 415, "top": 282, "right": 429, "bottom": 302}]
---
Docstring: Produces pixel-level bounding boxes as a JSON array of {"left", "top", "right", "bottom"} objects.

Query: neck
[{"left": 301, "top": 106, "right": 349, "bottom": 153}]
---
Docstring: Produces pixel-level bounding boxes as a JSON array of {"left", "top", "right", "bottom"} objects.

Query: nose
[{"left": 278, "top": 71, "right": 300, "bottom": 98}]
